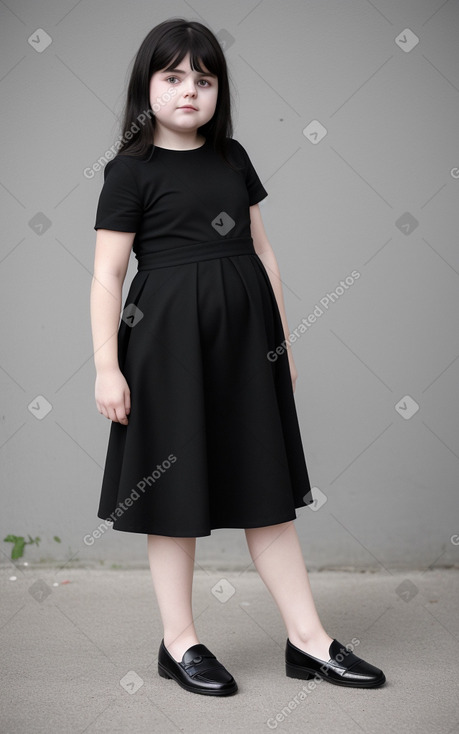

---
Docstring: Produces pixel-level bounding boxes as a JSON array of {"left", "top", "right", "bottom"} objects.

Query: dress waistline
[{"left": 136, "top": 237, "right": 256, "bottom": 271}]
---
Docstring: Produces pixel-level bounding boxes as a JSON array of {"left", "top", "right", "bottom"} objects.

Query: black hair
[{"left": 115, "top": 18, "right": 236, "bottom": 168}]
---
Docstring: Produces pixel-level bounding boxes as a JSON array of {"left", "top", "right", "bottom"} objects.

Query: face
[{"left": 149, "top": 52, "right": 219, "bottom": 137}]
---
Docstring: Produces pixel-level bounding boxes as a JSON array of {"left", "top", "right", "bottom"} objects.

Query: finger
[
  {"left": 107, "top": 406, "right": 118, "bottom": 422},
  {"left": 114, "top": 406, "right": 129, "bottom": 425}
]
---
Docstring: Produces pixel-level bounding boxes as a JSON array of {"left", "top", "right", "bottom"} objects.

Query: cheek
[
  {"left": 207, "top": 87, "right": 219, "bottom": 107},
  {"left": 149, "top": 79, "right": 157, "bottom": 99},
  {"left": 149, "top": 81, "right": 169, "bottom": 113},
  {"left": 149, "top": 76, "right": 164, "bottom": 101}
]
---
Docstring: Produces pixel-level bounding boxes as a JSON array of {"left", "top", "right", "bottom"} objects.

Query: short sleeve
[
  {"left": 94, "top": 156, "right": 143, "bottom": 232},
  {"left": 231, "top": 139, "right": 268, "bottom": 206}
]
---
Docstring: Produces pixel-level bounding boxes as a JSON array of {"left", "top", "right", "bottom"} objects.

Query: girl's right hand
[{"left": 95, "top": 368, "right": 131, "bottom": 425}]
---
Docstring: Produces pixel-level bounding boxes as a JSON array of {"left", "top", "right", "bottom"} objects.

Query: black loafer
[
  {"left": 286, "top": 638, "right": 386, "bottom": 688},
  {"left": 157, "top": 639, "right": 238, "bottom": 696}
]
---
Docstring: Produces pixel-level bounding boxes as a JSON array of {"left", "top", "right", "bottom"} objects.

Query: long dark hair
[{"left": 116, "top": 18, "right": 235, "bottom": 168}]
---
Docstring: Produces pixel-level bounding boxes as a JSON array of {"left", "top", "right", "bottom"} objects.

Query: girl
[{"left": 90, "top": 18, "right": 386, "bottom": 696}]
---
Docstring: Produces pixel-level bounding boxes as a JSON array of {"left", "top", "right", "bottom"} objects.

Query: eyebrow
[{"left": 164, "top": 67, "right": 217, "bottom": 78}]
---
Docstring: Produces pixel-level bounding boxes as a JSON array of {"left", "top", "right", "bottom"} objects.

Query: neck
[{"left": 153, "top": 130, "right": 206, "bottom": 150}]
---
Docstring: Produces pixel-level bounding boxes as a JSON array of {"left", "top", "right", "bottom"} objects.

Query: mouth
[{"left": 178, "top": 106, "right": 198, "bottom": 110}]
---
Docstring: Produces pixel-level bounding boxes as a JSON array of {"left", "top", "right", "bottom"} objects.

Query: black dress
[{"left": 94, "top": 137, "right": 314, "bottom": 536}]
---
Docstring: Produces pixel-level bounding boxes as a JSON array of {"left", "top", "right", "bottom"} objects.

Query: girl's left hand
[{"left": 287, "top": 349, "right": 298, "bottom": 393}]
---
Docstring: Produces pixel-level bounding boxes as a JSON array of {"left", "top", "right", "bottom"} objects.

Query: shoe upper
[
  {"left": 159, "top": 640, "right": 236, "bottom": 686},
  {"left": 286, "top": 638, "right": 385, "bottom": 683}
]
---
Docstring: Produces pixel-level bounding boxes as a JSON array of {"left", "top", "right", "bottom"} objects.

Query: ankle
[
  {"left": 163, "top": 633, "right": 200, "bottom": 662},
  {"left": 288, "top": 629, "right": 334, "bottom": 658},
  {"left": 289, "top": 626, "right": 331, "bottom": 643}
]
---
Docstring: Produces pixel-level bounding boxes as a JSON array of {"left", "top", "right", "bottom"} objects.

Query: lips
[{"left": 179, "top": 106, "right": 197, "bottom": 110}]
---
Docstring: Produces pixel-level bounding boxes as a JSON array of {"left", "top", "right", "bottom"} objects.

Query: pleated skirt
[{"left": 97, "top": 237, "right": 314, "bottom": 536}]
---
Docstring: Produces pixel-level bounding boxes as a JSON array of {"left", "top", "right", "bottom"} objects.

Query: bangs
[{"left": 152, "top": 30, "right": 220, "bottom": 78}]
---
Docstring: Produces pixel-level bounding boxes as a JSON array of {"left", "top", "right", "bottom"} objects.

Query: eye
[{"left": 164, "top": 75, "right": 212, "bottom": 87}]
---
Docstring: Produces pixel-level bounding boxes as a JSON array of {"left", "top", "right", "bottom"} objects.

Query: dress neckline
[{"left": 153, "top": 138, "right": 208, "bottom": 152}]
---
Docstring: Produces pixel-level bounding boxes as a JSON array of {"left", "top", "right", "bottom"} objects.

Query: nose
[{"left": 183, "top": 76, "right": 198, "bottom": 97}]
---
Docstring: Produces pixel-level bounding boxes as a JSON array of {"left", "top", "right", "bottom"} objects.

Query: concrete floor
[{"left": 1, "top": 565, "right": 458, "bottom": 733}]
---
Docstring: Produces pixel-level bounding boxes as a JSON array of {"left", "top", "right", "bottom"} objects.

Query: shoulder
[
  {"left": 225, "top": 137, "right": 247, "bottom": 157},
  {"left": 223, "top": 137, "right": 254, "bottom": 169},
  {"left": 103, "top": 152, "right": 144, "bottom": 179},
  {"left": 101, "top": 153, "right": 150, "bottom": 198}
]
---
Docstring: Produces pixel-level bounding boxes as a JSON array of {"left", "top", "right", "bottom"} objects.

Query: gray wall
[{"left": 1, "top": 0, "right": 457, "bottom": 570}]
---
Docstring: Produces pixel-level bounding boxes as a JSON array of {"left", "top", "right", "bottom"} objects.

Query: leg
[
  {"left": 244, "top": 520, "right": 334, "bottom": 660},
  {"left": 147, "top": 534, "right": 200, "bottom": 662}
]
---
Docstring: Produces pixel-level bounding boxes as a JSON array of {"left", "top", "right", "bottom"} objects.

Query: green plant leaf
[
  {"left": 11, "top": 538, "right": 26, "bottom": 560},
  {"left": 4, "top": 534, "right": 20, "bottom": 543}
]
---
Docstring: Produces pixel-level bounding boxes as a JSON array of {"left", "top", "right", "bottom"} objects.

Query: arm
[
  {"left": 90, "top": 229, "right": 135, "bottom": 423},
  {"left": 249, "top": 203, "right": 298, "bottom": 392}
]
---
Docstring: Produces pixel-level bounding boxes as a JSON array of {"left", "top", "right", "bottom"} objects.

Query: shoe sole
[
  {"left": 158, "top": 662, "right": 238, "bottom": 696},
  {"left": 286, "top": 662, "right": 386, "bottom": 688}
]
